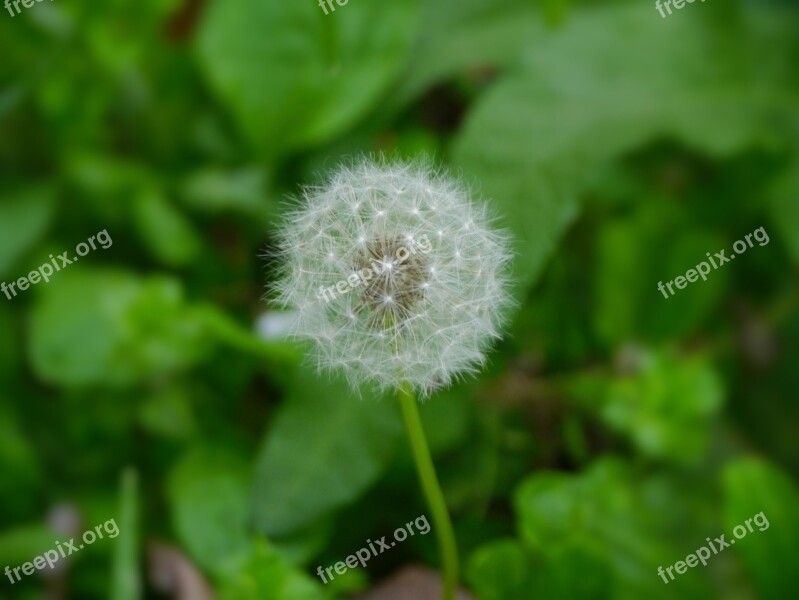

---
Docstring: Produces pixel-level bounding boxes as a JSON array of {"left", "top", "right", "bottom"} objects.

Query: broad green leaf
[
  {"left": 168, "top": 448, "right": 252, "bottom": 575},
  {"left": 266, "top": 516, "right": 335, "bottom": 567},
  {"left": 29, "top": 269, "right": 210, "bottom": 386},
  {"left": 722, "top": 458, "right": 799, "bottom": 599},
  {"left": 386, "top": 0, "right": 542, "bottom": 113},
  {"left": 452, "top": 3, "right": 799, "bottom": 293},
  {"left": 196, "top": 0, "right": 419, "bottom": 156},
  {"left": 252, "top": 369, "right": 403, "bottom": 538}
]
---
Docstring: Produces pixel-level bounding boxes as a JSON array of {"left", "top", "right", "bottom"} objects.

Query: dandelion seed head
[{"left": 271, "top": 157, "right": 513, "bottom": 396}]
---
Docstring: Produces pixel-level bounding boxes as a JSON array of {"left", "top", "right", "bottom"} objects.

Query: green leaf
[
  {"left": 132, "top": 189, "right": 202, "bottom": 267},
  {"left": 591, "top": 197, "right": 731, "bottom": 345},
  {"left": 195, "top": 305, "right": 301, "bottom": 382},
  {"left": 137, "top": 383, "right": 197, "bottom": 440},
  {"left": 196, "top": 0, "right": 419, "bottom": 156},
  {"left": 722, "top": 458, "right": 799, "bottom": 599},
  {"left": 266, "top": 517, "right": 335, "bottom": 567},
  {"left": 218, "top": 539, "right": 332, "bottom": 600},
  {"left": 0, "top": 402, "right": 40, "bottom": 516},
  {"left": 545, "top": 542, "right": 613, "bottom": 600},
  {"left": 179, "top": 166, "right": 275, "bottom": 222},
  {"left": 538, "top": 0, "right": 571, "bottom": 27},
  {"left": 514, "top": 459, "right": 710, "bottom": 600},
  {"left": 387, "top": 0, "right": 541, "bottom": 112},
  {"left": 0, "top": 524, "right": 57, "bottom": 569},
  {"left": 515, "top": 471, "right": 586, "bottom": 549},
  {"left": 585, "top": 350, "right": 724, "bottom": 465},
  {"left": 452, "top": 3, "right": 799, "bottom": 293},
  {"left": 64, "top": 154, "right": 155, "bottom": 223},
  {"left": 29, "top": 269, "right": 210, "bottom": 386},
  {"left": 768, "top": 157, "right": 799, "bottom": 265},
  {"left": 468, "top": 538, "right": 613, "bottom": 600},
  {"left": 252, "top": 369, "right": 403, "bottom": 538},
  {"left": 0, "top": 308, "right": 19, "bottom": 382},
  {"left": 467, "top": 539, "right": 538, "bottom": 600},
  {"left": 0, "top": 185, "right": 55, "bottom": 278},
  {"left": 168, "top": 448, "right": 252, "bottom": 575}
]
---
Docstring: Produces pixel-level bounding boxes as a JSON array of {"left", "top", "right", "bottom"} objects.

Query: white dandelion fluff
[{"left": 272, "top": 157, "right": 513, "bottom": 396}]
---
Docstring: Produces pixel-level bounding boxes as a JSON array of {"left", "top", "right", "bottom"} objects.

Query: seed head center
[{"left": 353, "top": 236, "right": 429, "bottom": 329}]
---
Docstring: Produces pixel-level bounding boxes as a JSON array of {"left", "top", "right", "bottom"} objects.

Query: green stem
[{"left": 398, "top": 384, "right": 459, "bottom": 600}]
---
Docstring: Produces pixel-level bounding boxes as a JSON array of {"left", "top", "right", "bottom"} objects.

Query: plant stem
[{"left": 398, "top": 383, "right": 459, "bottom": 600}]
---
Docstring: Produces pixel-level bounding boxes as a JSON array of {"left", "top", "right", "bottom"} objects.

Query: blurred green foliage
[{"left": 0, "top": 0, "right": 797, "bottom": 598}]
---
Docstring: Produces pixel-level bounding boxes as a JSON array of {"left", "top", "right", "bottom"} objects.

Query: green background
[{"left": 1, "top": 0, "right": 798, "bottom": 598}]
